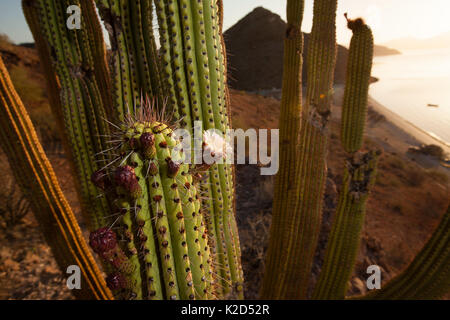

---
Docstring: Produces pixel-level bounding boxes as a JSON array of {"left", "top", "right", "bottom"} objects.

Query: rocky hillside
[{"left": 224, "top": 7, "right": 349, "bottom": 91}]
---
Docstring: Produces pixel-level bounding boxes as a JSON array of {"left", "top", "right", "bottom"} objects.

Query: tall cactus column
[
  {"left": 154, "top": 0, "right": 243, "bottom": 298},
  {"left": 312, "top": 16, "right": 376, "bottom": 299},
  {"left": 262, "top": 0, "right": 337, "bottom": 299},
  {"left": 0, "top": 55, "right": 113, "bottom": 300},
  {"left": 26, "top": 0, "right": 113, "bottom": 230},
  {"left": 313, "top": 151, "right": 379, "bottom": 299},
  {"left": 260, "top": 0, "right": 305, "bottom": 299},
  {"left": 341, "top": 15, "right": 374, "bottom": 153}
]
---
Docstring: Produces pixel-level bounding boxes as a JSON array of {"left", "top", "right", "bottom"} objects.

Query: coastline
[
  {"left": 368, "top": 95, "right": 450, "bottom": 155},
  {"left": 333, "top": 85, "right": 449, "bottom": 155},
  {"left": 333, "top": 85, "right": 450, "bottom": 176}
]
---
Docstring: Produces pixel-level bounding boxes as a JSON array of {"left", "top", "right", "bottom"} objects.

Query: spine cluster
[{"left": 90, "top": 115, "right": 215, "bottom": 300}]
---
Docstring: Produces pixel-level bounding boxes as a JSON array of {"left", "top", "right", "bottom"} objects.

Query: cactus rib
[{"left": 0, "top": 55, "right": 113, "bottom": 300}]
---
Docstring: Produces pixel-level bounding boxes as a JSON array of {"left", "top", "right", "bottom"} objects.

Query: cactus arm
[
  {"left": 155, "top": 133, "right": 198, "bottom": 300},
  {"left": 188, "top": 0, "right": 229, "bottom": 296},
  {"left": 360, "top": 205, "right": 450, "bottom": 300},
  {"left": 312, "top": 151, "right": 380, "bottom": 299},
  {"left": 178, "top": 0, "right": 204, "bottom": 125},
  {"left": 152, "top": 0, "right": 243, "bottom": 299},
  {"left": 25, "top": 0, "right": 113, "bottom": 230},
  {"left": 141, "top": 0, "right": 165, "bottom": 100},
  {"left": 202, "top": 0, "right": 243, "bottom": 298},
  {"left": 260, "top": 0, "right": 306, "bottom": 299},
  {"left": 95, "top": 0, "right": 135, "bottom": 119},
  {"left": 281, "top": 0, "right": 337, "bottom": 299},
  {"left": 216, "top": 0, "right": 243, "bottom": 292},
  {"left": 0, "top": 55, "right": 113, "bottom": 300},
  {"left": 311, "top": 17, "right": 376, "bottom": 299},
  {"left": 341, "top": 18, "right": 374, "bottom": 153}
]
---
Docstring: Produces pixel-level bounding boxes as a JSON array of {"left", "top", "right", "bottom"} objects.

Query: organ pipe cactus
[
  {"left": 263, "top": 0, "right": 448, "bottom": 300},
  {"left": 153, "top": 0, "right": 243, "bottom": 298},
  {"left": 262, "top": 0, "right": 338, "bottom": 299},
  {"left": 4, "top": 0, "right": 446, "bottom": 300},
  {"left": 313, "top": 151, "right": 380, "bottom": 299},
  {"left": 0, "top": 55, "right": 113, "bottom": 300},
  {"left": 25, "top": 0, "right": 113, "bottom": 230},
  {"left": 341, "top": 14, "right": 374, "bottom": 153},
  {"left": 311, "top": 17, "right": 377, "bottom": 300},
  {"left": 88, "top": 106, "right": 216, "bottom": 300},
  {"left": 260, "top": 0, "right": 305, "bottom": 299}
]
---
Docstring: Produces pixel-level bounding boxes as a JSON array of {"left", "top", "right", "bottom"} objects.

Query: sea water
[{"left": 369, "top": 48, "right": 450, "bottom": 147}]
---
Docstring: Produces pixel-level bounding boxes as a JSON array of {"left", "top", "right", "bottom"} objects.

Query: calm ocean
[{"left": 369, "top": 48, "right": 450, "bottom": 146}]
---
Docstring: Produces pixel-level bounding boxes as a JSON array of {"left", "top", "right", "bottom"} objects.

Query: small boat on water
[{"left": 427, "top": 103, "right": 439, "bottom": 108}]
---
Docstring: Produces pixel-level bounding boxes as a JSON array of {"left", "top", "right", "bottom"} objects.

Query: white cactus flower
[{"left": 203, "top": 130, "right": 232, "bottom": 161}]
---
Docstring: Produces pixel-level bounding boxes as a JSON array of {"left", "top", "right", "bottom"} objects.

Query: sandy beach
[{"left": 333, "top": 85, "right": 450, "bottom": 177}]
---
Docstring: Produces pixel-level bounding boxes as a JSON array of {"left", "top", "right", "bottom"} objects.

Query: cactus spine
[
  {"left": 341, "top": 16, "right": 374, "bottom": 153},
  {"left": 0, "top": 55, "right": 113, "bottom": 300}
]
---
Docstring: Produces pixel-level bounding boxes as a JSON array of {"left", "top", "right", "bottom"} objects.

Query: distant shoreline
[
  {"left": 250, "top": 85, "right": 449, "bottom": 156},
  {"left": 368, "top": 95, "right": 450, "bottom": 154}
]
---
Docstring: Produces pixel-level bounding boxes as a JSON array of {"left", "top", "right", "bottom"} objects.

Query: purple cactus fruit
[
  {"left": 140, "top": 132, "right": 156, "bottom": 158},
  {"left": 106, "top": 272, "right": 127, "bottom": 291},
  {"left": 166, "top": 159, "right": 180, "bottom": 178},
  {"left": 128, "top": 137, "right": 139, "bottom": 150},
  {"left": 91, "top": 170, "right": 110, "bottom": 190},
  {"left": 140, "top": 132, "right": 155, "bottom": 148},
  {"left": 89, "top": 227, "right": 117, "bottom": 254},
  {"left": 148, "top": 161, "right": 158, "bottom": 176},
  {"left": 114, "top": 165, "right": 142, "bottom": 197}
]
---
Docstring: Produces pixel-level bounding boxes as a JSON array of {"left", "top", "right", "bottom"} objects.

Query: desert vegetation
[{"left": 0, "top": 0, "right": 448, "bottom": 300}]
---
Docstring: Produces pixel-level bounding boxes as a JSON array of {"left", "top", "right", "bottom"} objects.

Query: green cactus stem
[
  {"left": 95, "top": 0, "right": 165, "bottom": 120},
  {"left": 0, "top": 55, "right": 113, "bottom": 300},
  {"left": 25, "top": 0, "right": 113, "bottom": 230},
  {"left": 154, "top": 0, "right": 243, "bottom": 298},
  {"left": 341, "top": 15, "right": 374, "bottom": 153},
  {"left": 260, "top": 0, "right": 305, "bottom": 299},
  {"left": 313, "top": 151, "right": 380, "bottom": 299},
  {"left": 312, "top": 17, "right": 377, "bottom": 299},
  {"left": 90, "top": 106, "right": 215, "bottom": 300},
  {"left": 262, "top": 0, "right": 337, "bottom": 299},
  {"left": 362, "top": 204, "right": 450, "bottom": 300}
]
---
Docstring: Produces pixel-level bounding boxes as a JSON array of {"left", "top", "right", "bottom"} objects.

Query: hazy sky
[{"left": 1, "top": 0, "right": 450, "bottom": 46}]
